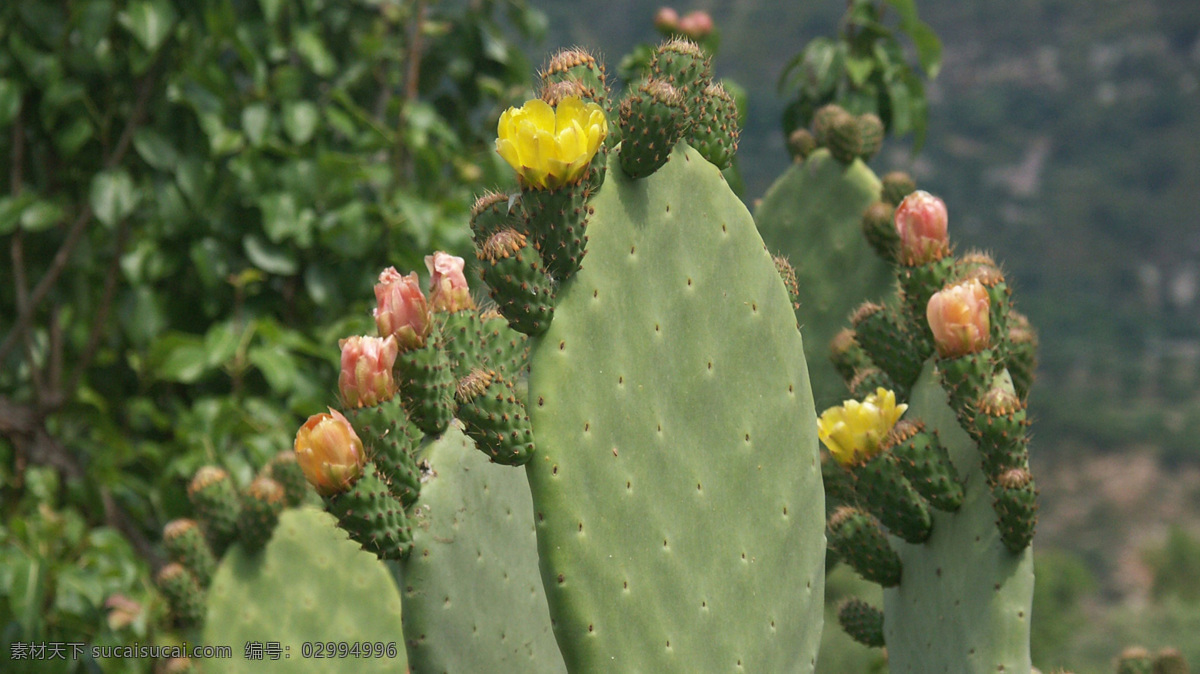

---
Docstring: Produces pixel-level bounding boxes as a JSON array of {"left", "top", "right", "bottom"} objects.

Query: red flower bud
[
  {"left": 679, "top": 10, "right": 714, "bottom": 39},
  {"left": 294, "top": 409, "right": 366, "bottom": 497},
  {"left": 426, "top": 252, "right": 475, "bottom": 313},
  {"left": 374, "top": 267, "right": 431, "bottom": 349},
  {"left": 895, "top": 190, "right": 949, "bottom": 266},
  {"left": 926, "top": 279, "right": 991, "bottom": 358},
  {"left": 337, "top": 335, "right": 399, "bottom": 408},
  {"left": 654, "top": 7, "right": 680, "bottom": 33}
]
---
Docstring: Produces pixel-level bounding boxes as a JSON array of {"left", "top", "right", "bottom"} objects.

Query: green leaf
[
  {"left": 0, "top": 79, "right": 22, "bottom": 129},
  {"left": 845, "top": 55, "right": 875, "bottom": 87},
  {"left": 0, "top": 196, "right": 34, "bottom": 235},
  {"left": 204, "top": 322, "right": 241, "bottom": 368},
  {"left": 151, "top": 334, "right": 209, "bottom": 383},
  {"left": 20, "top": 200, "right": 65, "bottom": 232},
  {"left": 54, "top": 117, "right": 94, "bottom": 156},
  {"left": 118, "top": 0, "right": 178, "bottom": 53},
  {"left": 294, "top": 27, "right": 335, "bottom": 77},
  {"left": 242, "top": 103, "right": 271, "bottom": 147},
  {"left": 132, "top": 128, "right": 179, "bottom": 170},
  {"left": 883, "top": 0, "right": 920, "bottom": 29},
  {"left": 909, "top": 22, "right": 943, "bottom": 78},
  {"left": 244, "top": 235, "right": 298, "bottom": 275},
  {"left": 90, "top": 170, "right": 139, "bottom": 228},
  {"left": 282, "top": 101, "right": 319, "bottom": 145},
  {"left": 247, "top": 344, "right": 297, "bottom": 394}
]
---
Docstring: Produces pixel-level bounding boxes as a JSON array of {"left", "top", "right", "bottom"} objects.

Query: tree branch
[{"left": 0, "top": 65, "right": 158, "bottom": 365}]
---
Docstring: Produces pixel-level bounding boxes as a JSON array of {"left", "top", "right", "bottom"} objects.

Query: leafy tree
[{"left": 0, "top": 0, "right": 542, "bottom": 665}]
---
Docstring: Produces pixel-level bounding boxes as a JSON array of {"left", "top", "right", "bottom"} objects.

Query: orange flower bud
[
  {"left": 373, "top": 267, "right": 431, "bottom": 349},
  {"left": 926, "top": 279, "right": 991, "bottom": 358},
  {"left": 654, "top": 7, "right": 680, "bottom": 33},
  {"left": 894, "top": 190, "right": 949, "bottom": 266},
  {"left": 679, "top": 11, "right": 714, "bottom": 39},
  {"left": 425, "top": 252, "right": 475, "bottom": 313},
  {"left": 294, "top": 409, "right": 366, "bottom": 497},
  {"left": 337, "top": 335, "right": 399, "bottom": 408}
]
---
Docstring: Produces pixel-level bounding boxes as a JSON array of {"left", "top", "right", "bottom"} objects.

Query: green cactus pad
[
  {"left": 395, "top": 324, "right": 456, "bottom": 436},
  {"left": 755, "top": 148, "right": 892, "bottom": 409},
  {"left": 883, "top": 364, "right": 1034, "bottom": 674},
  {"left": 650, "top": 39, "right": 712, "bottom": 118},
  {"left": 526, "top": 145, "right": 824, "bottom": 672},
  {"left": 346, "top": 397, "right": 422, "bottom": 507},
  {"left": 202, "top": 507, "right": 409, "bottom": 673},
  {"left": 392, "top": 424, "right": 566, "bottom": 673},
  {"left": 480, "top": 229, "right": 556, "bottom": 336},
  {"left": 163, "top": 519, "right": 217, "bottom": 588},
  {"left": 456, "top": 369, "right": 536, "bottom": 466}
]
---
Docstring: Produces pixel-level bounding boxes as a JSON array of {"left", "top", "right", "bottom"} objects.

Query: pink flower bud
[
  {"left": 425, "top": 252, "right": 475, "bottom": 313},
  {"left": 926, "top": 279, "right": 991, "bottom": 358},
  {"left": 679, "top": 10, "right": 714, "bottom": 39},
  {"left": 294, "top": 409, "right": 366, "bottom": 497},
  {"left": 373, "top": 267, "right": 431, "bottom": 349},
  {"left": 654, "top": 7, "right": 680, "bottom": 33},
  {"left": 338, "top": 335, "right": 399, "bottom": 408},
  {"left": 894, "top": 190, "right": 949, "bottom": 266}
]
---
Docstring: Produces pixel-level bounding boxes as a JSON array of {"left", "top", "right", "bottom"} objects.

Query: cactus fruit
[
  {"left": 837, "top": 598, "right": 886, "bottom": 649},
  {"left": 237, "top": 477, "right": 286, "bottom": 553},
  {"left": 157, "top": 563, "right": 205, "bottom": 628},
  {"left": 187, "top": 466, "right": 241, "bottom": 556},
  {"left": 478, "top": 228, "right": 556, "bottom": 335},
  {"left": 262, "top": 451, "right": 310, "bottom": 507},
  {"left": 203, "top": 507, "right": 410, "bottom": 673},
  {"left": 618, "top": 79, "right": 688, "bottom": 179},
  {"left": 162, "top": 519, "right": 217, "bottom": 587}
]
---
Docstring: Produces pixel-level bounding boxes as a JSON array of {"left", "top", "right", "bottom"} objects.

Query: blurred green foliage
[
  {"left": 0, "top": 0, "right": 543, "bottom": 665},
  {"left": 779, "top": 0, "right": 941, "bottom": 149}
]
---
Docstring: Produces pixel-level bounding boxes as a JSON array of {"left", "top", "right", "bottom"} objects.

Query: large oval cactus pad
[
  {"left": 883, "top": 365, "right": 1034, "bottom": 673},
  {"left": 203, "top": 507, "right": 409, "bottom": 673},
  {"left": 527, "top": 144, "right": 825, "bottom": 672},
  {"left": 393, "top": 424, "right": 566, "bottom": 673},
  {"left": 754, "top": 149, "right": 891, "bottom": 410}
]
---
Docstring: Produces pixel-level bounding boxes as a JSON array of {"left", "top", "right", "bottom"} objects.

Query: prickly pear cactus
[
  {"left": 525, "top": 142, "right": 823, "bottom": 672},
  {"left": 817, "top": 188, "right": 1041, "bottom": 673},
  {"left": 881, "top": 366, "right": 1034, "bottom": 672},
  {"left": 297, "top": 40, "right": 825, "bottom": 673},
  {"left": 203, "top": 507, "right": 409, "bottom": 673},
  {"left": 393, "top": 424, "right": 565, "bottom": 673}
]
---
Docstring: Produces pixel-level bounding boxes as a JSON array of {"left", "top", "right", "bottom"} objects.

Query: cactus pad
[
  {"left": 526, "top": 145, "right": 824, "bottom": 672},
  {"left": 393, "top": 424, "right": 565, "bottom": 673},
  {"left": 203, "top": 507, "right": 409, "bottom": 673}
]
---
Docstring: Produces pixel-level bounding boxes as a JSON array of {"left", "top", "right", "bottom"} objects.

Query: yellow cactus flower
[
  {"left": 818, "top": 388, "right": 908, "bottom": 466},
  {"left": 496, "top": 96, "right": 607, "bottom": 190}
]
